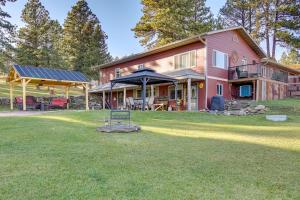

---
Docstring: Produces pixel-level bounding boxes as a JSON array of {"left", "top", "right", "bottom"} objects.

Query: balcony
[{"left": 229, "top": 63, "right": 288, "bottom": 83}]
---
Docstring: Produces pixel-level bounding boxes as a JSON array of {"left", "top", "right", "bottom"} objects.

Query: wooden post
[
  {"left": 150, "top": 85, "right": 154, "bottom": 111},
  {"left": 142, "top": 77, "right": 146, "bottom": 111},
  {"left": 22, "top": 79, "right": 26, "bottom": 111},
  {"left": 85, "top": 83, "right": 89, "bottom": 111},
  {"left": 253, "top": 80, "right": 256, "bottom": 101},
  {"left": 187, "top": 78, "right": 191, "bottom": 111},
  {"left": 229, "top": 83, "right": 232, "bottom": 100},
  {"left": 123, "top": 87, "right": 126, "bottom": 109},
  {"left": 102, "top": 90, "right": 106, "bottom": 110},
  {"left": 65, "top": 86, "right": 69, "bottom": 109},
  {"left": 255, "top": 80, "right": 259, "bottom": 101},
  {"left": 9, "top": 82, "right": 13, "bottom": 110}
]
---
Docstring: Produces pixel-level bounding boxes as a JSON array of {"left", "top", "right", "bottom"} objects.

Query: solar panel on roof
[{"left": 13, "top": 65, "right": 89, "bottom": 82}]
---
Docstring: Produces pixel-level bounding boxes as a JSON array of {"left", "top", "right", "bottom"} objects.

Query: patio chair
[
  {"left": 236, "top": 67, "right": 248, "bottom": 79},
  {"left": 128, "top": 97, "right": 137, "bottom": 110},
  {"left": 147, "top": 96, "right": 165, "bottom": 111}
]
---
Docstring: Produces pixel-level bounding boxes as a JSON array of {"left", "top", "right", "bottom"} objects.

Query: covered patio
[
  {"left": 90, "top": 68, "right": 205, "bottom": 111},
  {"left": 110, "top": 68, "right": 178, "bottom": 111},
  {"left": 6, "top": 65, "right": 90, "bottom": 111}
]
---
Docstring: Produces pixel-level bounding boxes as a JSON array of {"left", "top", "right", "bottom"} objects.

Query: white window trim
[
  {"left": 115, "top": 67, "right": 121, "bottom": 78},
  {"left": 173, "top": 50, "right": 197, "bottom": 70},
  {"left": 216, "top": 83, "right": 223, "bottom": 96},
  {"left": 212, "top": 49, "right": 229, "bottom": 70}
]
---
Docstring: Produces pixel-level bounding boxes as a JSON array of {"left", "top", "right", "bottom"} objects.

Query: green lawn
[{"left": 0, "top": 99, "right": 299, "bottom": 199}]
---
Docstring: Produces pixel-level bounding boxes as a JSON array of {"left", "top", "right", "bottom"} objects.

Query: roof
[
  {"left": 90, "top": 82, "right": 136, "bottom": 92},
  {"left": 261, "top": 58, "right": 300, "bottom": 75},
  {"left": 8, "top": 65, "right": 89, "bottom": 83},
  {"left": 111, "top": 68, "right": 177, "bottom": 85},
  {"left": 97, "top": 26, "right": 266, "bottom": 69},
  {"left": 164, "top": 68, "right": 205, "bottom": 80},
  {"left": 288, "top": 64, "right": 300, "bottom": 71}
]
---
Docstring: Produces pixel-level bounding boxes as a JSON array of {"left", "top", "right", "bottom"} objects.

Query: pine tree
[
  {"left": 219, "top": 0, "right": 259, "bottom": 41},
  {"left": 132, "top": 0, "right": 214, "bottom": 49},
  {"left": 16, "top": 0, "right": 65, "bottom": 68},
  {"left": 16, "top": 0, "right": 51, "bottom": 66},
  {"left": 47, "top": 20, "right": 66, "bottom": 68},
  {"left": 253, "top": 0, "right": 300, "bottom": 58},
  {"left": 62, "top": 0, "right": 111, "bottom": 77},
  {"left": 279, "top": 48, "right": 300, "bottom": 65},
  {"left": 0, "top": 0, "right": 16, "bottom": 50},
  {"left": 0, "top": 0, "right": 16, "bottom": 72}
]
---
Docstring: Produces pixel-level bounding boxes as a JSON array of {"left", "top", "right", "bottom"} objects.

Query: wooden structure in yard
[{"left": 6, "top": 65, "right": 89, "bottom": 111}]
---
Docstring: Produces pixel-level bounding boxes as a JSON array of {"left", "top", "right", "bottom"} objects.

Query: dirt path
[{"left": 0, "top": 111, "right": 51, "bottom": 117}]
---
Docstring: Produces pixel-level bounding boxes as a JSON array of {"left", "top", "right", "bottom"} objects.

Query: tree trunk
[{"left": 271, "top": 0, "right": 279, "bottom": 59}]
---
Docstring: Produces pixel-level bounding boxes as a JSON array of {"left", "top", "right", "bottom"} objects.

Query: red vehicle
[
  {"left": 49, "top": 98, "right": 68, "bottom": 109},
  {"left": 15, "top": 96, "right": 41, "bottom": 110}
]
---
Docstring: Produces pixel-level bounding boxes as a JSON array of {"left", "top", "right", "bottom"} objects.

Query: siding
[{"left": 99, "top": 42, "right": 205, "bottom": 84}]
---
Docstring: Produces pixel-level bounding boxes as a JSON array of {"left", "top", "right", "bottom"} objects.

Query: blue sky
[{"left": 4, "top": 0, "right": 283, "bottom": 59}]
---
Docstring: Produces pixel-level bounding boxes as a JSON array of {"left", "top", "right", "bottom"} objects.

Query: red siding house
[{"left": 91, "top": 27, "right": 300, "bottom": 111}]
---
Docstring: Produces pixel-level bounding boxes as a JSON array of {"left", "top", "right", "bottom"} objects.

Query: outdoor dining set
[{"left": 125, "top": 96, "right": 166, "bottom": 111}]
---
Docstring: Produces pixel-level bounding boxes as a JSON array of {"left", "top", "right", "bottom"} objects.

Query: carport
[{"left": 6, "top": 65, "right": 89, "bottom": 111}]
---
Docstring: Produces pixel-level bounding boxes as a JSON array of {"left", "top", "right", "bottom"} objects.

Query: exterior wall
[
  {"left": 99, "top": 42, "right": 205, "bottom": 84},
  {"left": 258, "top": 80, "right": 288, "bottom": 100},
  {"left": 206, "top": 30, "right": 261, "bottom": 79},
  {"left": 207, "top": 78, "right": 230, "bottom": 108},
  {"left": 205, "top": 30, "right": 261, "bottom": 107},
  {"left": 288, "top": 75, "right": 300, "bottom": 96}
]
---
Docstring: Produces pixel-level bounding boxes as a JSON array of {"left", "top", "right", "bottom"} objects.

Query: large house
[{"left": 91, "top": 27, "right": 299, "bottom": 111}]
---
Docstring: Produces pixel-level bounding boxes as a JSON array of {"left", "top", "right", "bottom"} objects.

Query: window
[
  {"left": 240, "top": 85, "right": 252, "bottom": 97},
  {"left": 138, "top": 64, "right": 144, "bottom": 70},
  {"left": 213, "top": 50, "right": 228, "bottom": 69},
  {"left": 115, "top": 68, "right": 121, "bottom": 78},
  {"left": 135, "top": 86, "right": 159, "bottom": 98},
  {"left": 216, "top": 84, "right": 223, "bottom": 96},
  {"left": 169, "top": 85, "right": 183, "bottom": 100},
  {"left": 174, "top": 50, "right": 196, "bottom": 69}
]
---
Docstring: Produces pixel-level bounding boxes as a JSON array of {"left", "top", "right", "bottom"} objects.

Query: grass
[{"left": 0, "top": 99, "right": 299, "bottom": 199}]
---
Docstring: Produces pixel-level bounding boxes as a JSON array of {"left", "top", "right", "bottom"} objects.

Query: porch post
[
  {"left": 102, "top": 90, "right": 106, "bottom": 109},
  {"left": 9, "top": 82, "right": 13, "bottom": 110},
  {"left": 253, "top": 80, "right": 256, "bottom": 100},
  {"left": 150, "top": 85, "right": 154, "bottom": 111},
  {"left": 174, "top": 82, "right": 178, "bottom": 111},
  {"left": 110, "top": 82, "right": 113, "bottom": 110},
  {"left": 142, "top": 77, "right": 146, "bottom": 111},
  {"left": 142, "top": 77, "right": 147, "bottom": 111},
  {"left": 123, "top": 87, "right": 126, "bottom": 109},
  {"left": 22, "top": 79, "right": 26, "bottom": 111},
  {"left": 187, "top": 78, "right": 191, "bottom": 111},
  {"left": 65, "top": 86, "right": 69, "bottom": 109},
  {"left": 85, "top": 83, "right": 89, "bottom": 111}
]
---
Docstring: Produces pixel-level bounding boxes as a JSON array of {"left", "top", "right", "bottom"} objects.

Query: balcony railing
[{"left": 229, "top": 63, "right": 288, "bottom": 83}]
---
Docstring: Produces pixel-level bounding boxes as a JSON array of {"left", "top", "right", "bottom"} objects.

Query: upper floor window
[
  {"left": 174, "top": 50, "right": 196, "bottom": 69},
  {"left": 115, "top": 68, "right": 121, "bottom": 78},
  {"left": 213, "top": 50, "right": 228, "bottom": 69},
  {"left": 138, "top": 64, "right": 144, "bottom": 70},
  {"left": 216, "top": 83, "right": 223, "bottom": 96}
]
